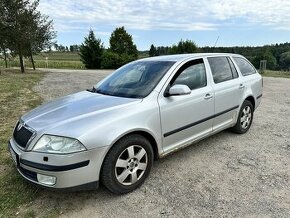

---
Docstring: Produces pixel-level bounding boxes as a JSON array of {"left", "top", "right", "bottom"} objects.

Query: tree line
[
  {"left": 79, "top": 26, "right": 138, "bottom": 69},
  {"left": 149, "top": 40, "right": 198, "bottom": 56},
  {"left": 54, "top": 44, "right": 80, "bottom": 52},
  {"left": 199, "top": 43, "right": 290, "bottom": 71},
  {"left": 0, "top": 0, "right": 55, "bottom": 73},
  {"left": 149, "top": 42, "right": 290, "bottom": 71}
]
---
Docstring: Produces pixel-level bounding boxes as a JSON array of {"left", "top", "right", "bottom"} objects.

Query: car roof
[{"left": 139, "top": 53, "right": 244, "bottom": 62}]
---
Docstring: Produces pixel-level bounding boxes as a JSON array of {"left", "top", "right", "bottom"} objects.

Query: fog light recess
[{"left": 37, "top": 173, "right": 56, "bottom": 186}]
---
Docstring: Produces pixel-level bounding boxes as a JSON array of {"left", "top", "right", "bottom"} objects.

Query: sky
[{"left": 38, "top": 0, "right": 290, "bottom": 51}]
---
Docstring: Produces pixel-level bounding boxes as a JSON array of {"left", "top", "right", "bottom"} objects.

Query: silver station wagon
[{"left": 9, "top": 53, "right": 263, "bottom": 194}]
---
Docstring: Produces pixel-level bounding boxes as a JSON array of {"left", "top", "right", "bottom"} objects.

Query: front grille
[{"left": 13, "top": 122, "right": 34, "bottom": 149}]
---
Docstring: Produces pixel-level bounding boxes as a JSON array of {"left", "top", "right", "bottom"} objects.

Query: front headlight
[{"left": 33, "top": 135, "right": 87, "bottom": 154}]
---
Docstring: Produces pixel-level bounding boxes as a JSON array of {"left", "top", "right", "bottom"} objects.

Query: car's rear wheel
[
  {"left": 101, "top": 134, "right": 153, "bottom": 194},
  {"left": 232, "top": 100, "right": 254, "bottom": 134}
]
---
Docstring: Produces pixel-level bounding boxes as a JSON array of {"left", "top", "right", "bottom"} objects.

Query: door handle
[
  {"left": 204, "top": 93, "right": 213, "bottom": 100},
  {"left": 239, "top": 84, "right": 245, "bottom": 89}
]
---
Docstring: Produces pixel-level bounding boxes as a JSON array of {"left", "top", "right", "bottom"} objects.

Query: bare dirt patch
[{"left": 28, "top": 72, "right": 290, "bottom": 217}]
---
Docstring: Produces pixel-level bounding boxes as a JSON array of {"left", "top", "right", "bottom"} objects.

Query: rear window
[{"left": 233, "top": 57, "right": 256, "bottom": 76}]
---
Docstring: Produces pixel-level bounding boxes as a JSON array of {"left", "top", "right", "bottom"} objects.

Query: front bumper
[{"left": 8, "top": 138, "right": 109, "bottom": 190}]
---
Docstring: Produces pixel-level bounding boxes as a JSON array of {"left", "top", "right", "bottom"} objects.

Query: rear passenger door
[{"left": 207, "top": 56, "right": 242, "bottom": 132}]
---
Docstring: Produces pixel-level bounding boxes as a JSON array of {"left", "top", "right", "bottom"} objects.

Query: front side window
[
  {"left": 171, "top": 59, "right": 207, "bottom": 90},
  {"left": 233, "top": 57, "right": 256, "bottom": 76},
  {"left": 208, "top": 57, "right": 234, "bottom": 83},
  {"left": 96, "top": 61, "right": 175, "bottom": 98}
]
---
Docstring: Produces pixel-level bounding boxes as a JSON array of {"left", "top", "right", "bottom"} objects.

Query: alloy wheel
[
  {"left": 240, "top": 106, "right": 252, "bottom": 129},
  {"left": 115, "top": 145, "right": 148, "bottom": 186}
]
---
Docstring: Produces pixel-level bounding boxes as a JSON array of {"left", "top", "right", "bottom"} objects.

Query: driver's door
[{"left": 158, "top": 58, "right": 214, "bottom": 154}]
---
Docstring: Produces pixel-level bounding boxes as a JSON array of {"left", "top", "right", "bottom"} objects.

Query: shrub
[{"left": 101, "top": 51, "right": 136, "bottom": 69}]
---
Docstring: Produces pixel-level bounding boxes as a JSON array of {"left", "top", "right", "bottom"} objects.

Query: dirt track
[{"left": 31, "top": 69, "right": 290, "bottom": 217}]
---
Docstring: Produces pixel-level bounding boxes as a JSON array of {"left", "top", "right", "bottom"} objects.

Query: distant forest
[{"left": 147, "top": 42, "right": 290, "bottom": 71}]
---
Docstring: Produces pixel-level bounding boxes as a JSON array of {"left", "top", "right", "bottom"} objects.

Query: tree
[
  {"left": 252, "top": 48, "right": 277, "bottom": 70},
  {"left": 54, "top": 43, "right": 59, "bottom": 51},
  {"left": 23, "top": 6, "right": 55, "bottom": 70},
  {"left": 101, "top": 51, "right": 122, "bottom": 69},
  {"left": 0, "top": 0, "right": 55, "bottom": 72},
  {"left": 109, "top": 26, "right": 138, "bottom": 58},
  {"left": 79, "top": 30, "right": 104, "bottom": 69},
  {"left": 279, "top": 51, "right": 290, "bottom": 71},
  {"left": 56, "top": 44, "right": 66, "bottom": 52},
  {"left": 69, "top": 44, "right": 79, "bottom": 52},
  {"left": 149, "top": 44, "right": 157, "bottom": 57},
  {"left": 171, "top": 39, "right": 197, "bottom": 54},
  {"left": 0, "top": 22, "right": 9, "bottom": 68}
]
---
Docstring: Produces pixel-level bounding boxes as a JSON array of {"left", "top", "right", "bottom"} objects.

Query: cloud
[{"left": 39, "top": 0, "right": 290, "bottom": 33}]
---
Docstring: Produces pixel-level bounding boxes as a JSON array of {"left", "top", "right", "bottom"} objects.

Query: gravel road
[{"left": 31, "top": 69, "right": 290, "bottom": 217}]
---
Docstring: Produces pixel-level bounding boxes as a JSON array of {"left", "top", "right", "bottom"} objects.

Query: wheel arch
[
  {"left": 129, "top": 131, "right": 160, "bottom": 160},
  {"left": 244, "top": 95, "right": 255, "bottom": 110},
  {"left": 106, "top": 129, "right": 161, "bottom": 161}
]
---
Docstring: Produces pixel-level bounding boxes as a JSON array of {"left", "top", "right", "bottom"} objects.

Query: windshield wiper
[
  {"left": 86, "top": 86, "right": 97, "bottom": 93},
  {"left": 96, "top": 89, "right": 112, "bottom": 96},
  {"left": 87, "top": 86, "right": 114, "bottom": 96}
]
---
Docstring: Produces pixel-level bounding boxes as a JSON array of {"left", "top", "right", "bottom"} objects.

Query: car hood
[{"left": 22, "top": 91, "right": 142, "bottom": 131}]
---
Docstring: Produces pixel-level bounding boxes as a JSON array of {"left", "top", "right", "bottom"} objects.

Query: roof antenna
[{"left": 213, "top": 36, "right": 219, "bottom": 47}]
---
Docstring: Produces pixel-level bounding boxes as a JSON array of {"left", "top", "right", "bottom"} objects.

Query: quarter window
[
  {"left": 172, "top": 59, "right": 207, "bottom": 90},
  {"left": 233, "top": 57, "right": 256, "bottom": 76},
  {"left": 208, "top": 57, "right": 234, "bottom": 83}
]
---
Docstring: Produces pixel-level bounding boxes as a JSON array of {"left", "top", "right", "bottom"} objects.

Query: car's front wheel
[
  {"left": 101, "top": 134, "right": 153, "bottom": 194},
  {"left": 232, "top": 100, "right": 254, "bottom": 134}
]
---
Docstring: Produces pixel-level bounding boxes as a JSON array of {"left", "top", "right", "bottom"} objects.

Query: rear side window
[
  {"left": 208, "top": 57, "right": 235, "bottom": 83},
  {"left": 172, "top": 59, "right": 207, "bottom": 90},
  {"left": 233, "top": 57, "right": 256, "bottom": 76}
]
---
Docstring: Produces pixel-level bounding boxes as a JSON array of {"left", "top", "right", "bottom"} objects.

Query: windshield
[{"left": 95, "top": 61, "right": 175, "bottom": 98}]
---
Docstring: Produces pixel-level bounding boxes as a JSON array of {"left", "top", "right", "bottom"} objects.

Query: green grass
[
  {"left": 261, "top": 70, "right": 290, "bottom": 78},
  {"left": 0, "top": 51, "right": 149, "bottom": 70},
  {"left": 0, "top": 69, "right": 44, "bottom": 218},
  {"left": 0, "top": 52, "right": 85, "bottom": 69},
  {"left": 34, "top": 52, "right": 81, "bottom": 61}
]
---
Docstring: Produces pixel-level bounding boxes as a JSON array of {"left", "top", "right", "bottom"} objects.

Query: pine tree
[
  {"left": 149, "top": 44, "right": 157, "bottom": 57},
  {"left": 79, "top": 30, "right": 104, "bottom": 69},
  {"left": 109, "top": 26, "right": 138, "bottom": 58}
]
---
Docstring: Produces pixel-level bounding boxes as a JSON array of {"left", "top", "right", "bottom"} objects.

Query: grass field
[
  {"left": 0, "top": 69, "right": 44, "bottom": 218},
  {"left": 0, "top": 52, "right": 85, "bottom": 69},
  {"left": 0, "top": 51, "right": 150, "bottom": 70},
  {"left": 261, "top": 70, "right": 290, "bottom": 78}
]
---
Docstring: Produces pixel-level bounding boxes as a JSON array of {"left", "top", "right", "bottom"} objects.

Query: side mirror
[{"left": 167, "top": 84, "right": 191, "bottom": 96}]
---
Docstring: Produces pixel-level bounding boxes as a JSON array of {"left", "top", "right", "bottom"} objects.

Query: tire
[
  {"left": 231, "top": 100, "right": 254, "bottom": 134},
  {"left": 101, "top": 134, "right": 153, "bottom": 194}
]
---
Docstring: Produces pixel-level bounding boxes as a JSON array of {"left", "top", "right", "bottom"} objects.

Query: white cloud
[{"left": 39, "top": 0, "right": 290, "bottom": 32}]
